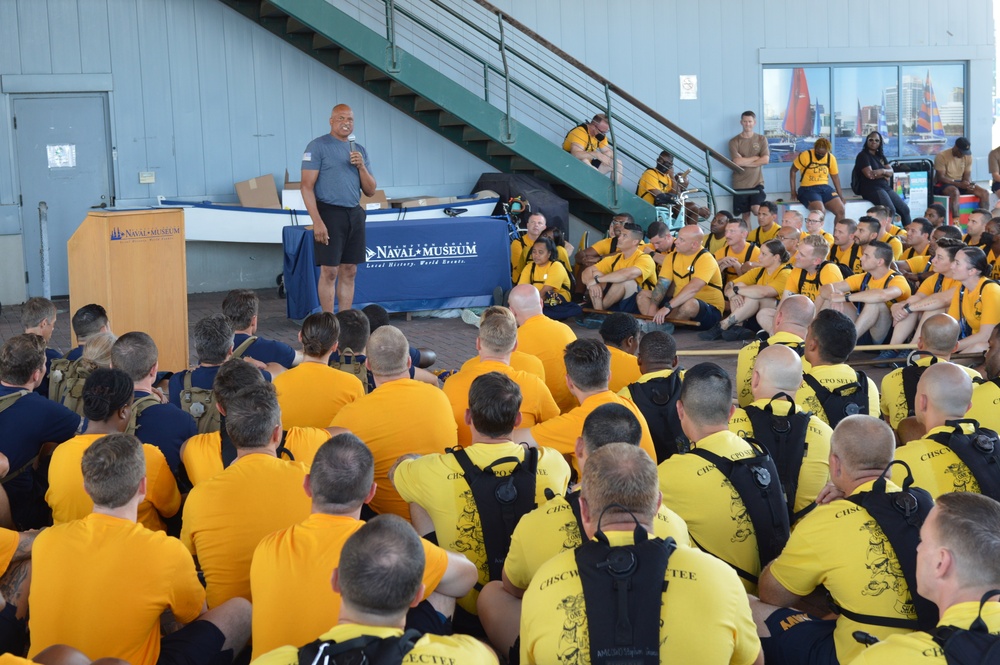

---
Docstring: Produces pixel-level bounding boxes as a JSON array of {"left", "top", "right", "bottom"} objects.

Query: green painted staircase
[{"left": 218, "top": 0, "right": 657, "bottom": 229}]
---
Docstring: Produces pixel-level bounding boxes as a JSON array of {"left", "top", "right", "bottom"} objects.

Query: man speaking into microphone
[{"left": 301, "top": 104, "right": 377, "bottom": 313}]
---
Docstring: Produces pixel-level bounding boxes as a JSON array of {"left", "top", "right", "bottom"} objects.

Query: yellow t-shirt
[
  {"left": 658, "top": 430, "right": 766, "bottom": 592},
  {"left": 47, "top": 433, "right": 180, "bottom": 533},
  {"left": 249, "top": 513, "right": 449, "bottom": 659},
  {"left": 916, "top": 274, "right": 958, "bottom": 297},
  {"left": 28, "top": 513, "right": 204, "bottom": 665},
  {"left": 895, "top": 422, "right": 987, "bottom": 498},
  {"left": 901, "top": 244, "right": 929, "bottom": 261},
  {"left": 767, "top": 480, "right": 918, "bottom": 664},
  {"left": 589, "top": 236, "right": 619, "bottom": 257},
  {"left": 906, "top": 254, "right": 932, "bottom": 274},
  {"left": 749, "top": 223, "right": 780, "bottom": 246},
  {"left": 442, "top": 359, "right": 559, "bottom": 448},
  {"left": 948, "top": 277, "right": 1000, "bottom": 337},
  {"left": 734, "top": 263, "right": 792, "bottom": 298},
  {"left": 530, "top": 391, "right": 657, "bottom": 464},
  {"left": 517, "top": 260, "right": 572, "bottom": 302},
  {"left": 637, "top": 167, "right": 674, "bottom": 204},
  {"left": 273, "top": 361, "right": 364, "bottom": 430},
  {"left": 606, "top": 345, "right": 642, "bottom": 394},
  {"left": 703, "top": 233, "right": 728, "bottom": 254},
  {"left": 876, "top": 233, "right": 905, "bottom": 261},
  {"left": 714, "top": 243, "right": 760, "bottom": 284},
  {"left": 990, "top": 249, "right": 1000, "bottom": 281},
  {"left": 830, "top": 243, "right": 864, "bottom": 275},
  {"left": 460, "top": 350, "right": 545, "bottom": 381},
  {"left": 812, "top": 230, "right": 835, "bottom": 246},
  {"left": 729, "top": 399, "right": 831, "bottom": 514},
  {"left": 849, "top": 601, "right": 1000, "bottom": 665},
  {"left": 516, "top": 314, "right": 578, "bottom": 413},
  {"left": 503, "top": 490, "right": 690, "bottom": 591},
  {"left": 594, "top": 250, "right": 657, "bottom": 289},
  {"left": 180, "top": 427, "right": 331, "bottom": 487},
  {"left": 181, "top": 453, "right": 311, "bottom": 608},
  {"left": 562, "top": 124, "right": 607, "bottom": 153},
  {"left": 658, "top": 249, "right": 725, "bottom": 313},
  {"left": 784, "top": 262, "right": 847, "bottom": 301},
  {"left": 794, "top": 149, "right": 839, "bottom": 187},
  {"left": 520, "top": 530, "right": 761, "bottom": 665},
  {"left": 393, "top": 441, "right": 571, "bottom": 614},
  {"left": 330, "top": 379, "right": 457, "bottom": 519},
  {"left": 968, "top": 377, "right": 1000, "bottom": 433},
  {"left": 510, "top": 236, "right": 535, "bottom": 283},
  {"left": 253, "top": 624, "right": 499, "bottom": 665},
  {"left": 844, "top": 271, "right": 912, "bottom": 305},
  {"left": 879, "top": 357, "right": 979, "bottom": 431},
  {"left": 0, "top": 529, "right": 18, "bottom": 576},
  {"left": 796, "top": 364, "right": 881, "bottom": 426},
  {"left": 735, "top": 333, "right": 810, "bottom": 407}
]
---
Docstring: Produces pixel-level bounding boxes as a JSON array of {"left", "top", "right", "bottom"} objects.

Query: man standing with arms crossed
[
  {"left": 301, "top": 104, "right": 377, "bottom": 313},
  {"left": 729, "top": 111, "right": 770, "bottom": 222}
]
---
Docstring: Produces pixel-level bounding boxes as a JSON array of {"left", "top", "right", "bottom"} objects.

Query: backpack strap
[
  {"left": 297, "top": 628, "right": 421, "bottom": 665},
  {"left": 925, "top": 419, "right": 1000, "bottom": 500},
  {"left": 231, "top": 336, "right": 258, "bottom": 360},
  {"left": 932, "top": 590, "right": 1000, "bottom": 665},
  {"left": 901, "top": 361, "right": 936, "bottom": 418},
  {"left": 125, "top": 393, "right": 164, "bottom": 436},
  {"left": 843, "top": 460, "right": 937, "bottom": 631},
  {"left": 564, "top": 488, "right": 586, "bottom": 542},
  {"left": 0, "top": 390, "right": 28, "bottom": 417},
  {"left": 450, "top": 445, "right": 540, "bottom": 585},
  {"left": 624, "top": 372, "right": 687, "bottom": 462},
  {"left": 802, "top": 370, "right": 869, "bottom": 428},
  {"left": 219, "top": 414, "right": 238, "bottom": 468},
  {"left": 276, "top": 429, "right": 295, "bottom": 461},
  {"left": 743, "top": 394, "right": 812, "bottom": 520}
]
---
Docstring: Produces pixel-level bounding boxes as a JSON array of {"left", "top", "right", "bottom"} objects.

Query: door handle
[{"left": 90, "top": 202, "right": 107, "bottom": 209}]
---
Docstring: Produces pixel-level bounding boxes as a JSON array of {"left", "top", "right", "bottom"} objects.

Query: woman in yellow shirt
[
  {"left": 948, "top": 246, "right": 1000, "bottom": 352},
  {"left": 703, "top": 239, "right": 791, "bottom": 341},
  {"left": 885, "top": 237, "right": 963, "bottom": 352},
  {"left": 518, "top": 237, "right": 572, "bottom": 306}
]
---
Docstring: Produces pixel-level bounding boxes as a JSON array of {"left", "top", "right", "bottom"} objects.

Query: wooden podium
[{"left": 67, "top": 209, "right": 189, "bottom": 372}]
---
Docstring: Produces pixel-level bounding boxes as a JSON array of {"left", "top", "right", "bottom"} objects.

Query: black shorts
[
  {"left": 314, "top": 201, "right": 367, "bottom": 266},
  {"left": 733, "top": 185, "right": 766, "bottom": 216},
  {"left": 761, "top": 608, "right": 838, "bottom": 665},
  {"left": 158, "top": 619, "right": 229, "bottom": 665},
  {"left": 691, "top": 300, "right": 723, "bottom": 331}
]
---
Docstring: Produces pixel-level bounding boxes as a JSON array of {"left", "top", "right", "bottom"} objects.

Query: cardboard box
[
  {"left": 361, "top": 190, "right": 389, "bottom": 210},
  {"left": 235, "top": 175, "right": 280, "bottom": 209},
  {"left": 282, "top": 170, "right": 388, "bottom": 211}
]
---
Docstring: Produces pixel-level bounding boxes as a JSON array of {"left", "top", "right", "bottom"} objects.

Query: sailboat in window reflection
[
  {"left": 804, "top": 98, "right": 824, "bottom": 143},
  {"left": 772, "top": 68, "right": 810, "bottom": 153},
  {"left": 908, "top": 70, "right": 947, "bottom": 146},
  {"left": 847, "top": 99, "right": 864, "bottom": 143}
]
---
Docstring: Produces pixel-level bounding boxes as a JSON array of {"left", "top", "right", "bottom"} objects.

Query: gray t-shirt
[
  {"left": 301, "top": 134, "right": 374, "bottom": 207},
  {"left": 728, "top": 133, "right": 768, "bottom": 189}
]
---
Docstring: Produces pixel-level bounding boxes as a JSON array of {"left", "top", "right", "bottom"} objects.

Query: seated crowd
[{"left": 4, "top": 209, "right": 1000, "bottom": 665}]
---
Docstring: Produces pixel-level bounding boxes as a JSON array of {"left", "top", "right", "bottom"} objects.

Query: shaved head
[
  {"left": 831, "top": 415, "right": 895, "bottom": 475},
  {"left": 776, "top": 295, "right": 816, "bottom": 329},
  {"left": 753, "top": 344, "right": 804, "bottom": 397},
  {"left": 917, "top": 362, "right": 974, "bottom": 420},
  {"left": 507, "top": 284, "right": 543, "bottom": 319},
  {"left": 918, "top": 314, "right": 961, "bottom": 356}
]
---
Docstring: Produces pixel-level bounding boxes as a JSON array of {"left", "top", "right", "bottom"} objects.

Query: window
[{"left": 762, "top": 63, "right": 967, "bottom": 165}]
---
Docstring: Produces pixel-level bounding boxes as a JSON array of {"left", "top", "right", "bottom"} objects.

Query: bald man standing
[
  {"left": 301, "top": 104, "right": 377, "bottom": 313},
  {"left": 896, "top": 362, "right": 1000, "bottom": 500}
]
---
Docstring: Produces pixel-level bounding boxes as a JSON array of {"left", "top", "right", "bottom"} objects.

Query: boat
[
  {"left": 908, "top": 70, "right": 947, "bottom": 146},
  {"left": 769, "top": 136, "right": 797, "bottom": 153},
  {"left": 847, "top": 99, "right": 864, "bottom": 143},
  {"left": 878, "top": 90, "right": 889, "bottom": 138}
]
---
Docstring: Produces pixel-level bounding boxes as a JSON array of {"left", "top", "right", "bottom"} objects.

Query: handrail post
[
  {"left": 496, "top": 13, "right": 513, "bottom": 143},
  {"left": 705, "top": 149, "right": 715, "bottom": 216},
  {"left": 604, "top": 84, "right": 618, "bottom": 207},
  {"left": 384, "top": 0, "right": 399, "bottom": 72},
  {"left": 483, "top": 63, "right": 490, "bottom": 103},
  {"left": 38, "top": 202, "right": 51, "bottom": 299}
]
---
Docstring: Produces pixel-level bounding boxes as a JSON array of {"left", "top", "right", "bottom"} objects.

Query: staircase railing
[{"left": 346, "top": 0, "right": 747, "bottom": 213}]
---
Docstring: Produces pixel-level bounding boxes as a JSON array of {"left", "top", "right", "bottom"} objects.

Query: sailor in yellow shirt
[
  {"left": 581, "top": 221, "right": 656, "bottom": 312},
  {"left": 392, "top": 372, "right": 570, "bottom": 616},
  {"left": 29, "top": 433, "right": 251, "bottom": 665},
  {"left": 895, "top": 362, "right": 996, "bottom": 499},
  {"left": 658, "top": 365, "right": 775, "bottom": 593},
  {"left": 638, "top": 224, "right": 725, "bottom": 331},
  {"left": 252, "top": 515, "right": 499, "bottom": 665},
  {"left": 477, "top": 404, "right": 691, "bottom": 657},
  {"left": 181, "top": 383, "right": 312, "bottom": 609},
  {"left": 0, "top": 525, "right": 35, "bottom": 652},
  {"left": 790, "top": 138, "right": 846, "bottom": 222},
  {"left": 829, "top": 218, "right": 864, "bottom": 275},
  {"left": 782, "top": 235, "right": 843, "bottom": 303},
  {"left": 179, "top": 358, "right": 331, "bottom": 486},
  {"left": 598, "top": 312, "right": 642, "bottom": 392},
  {"left": 521, "top": 443, "right": 763, "bottom": 665},
  {"left": 737, "top": 295, "right": 814, "bottom": 407},
  {"left": 749, "top": 202, "right": 781, "bottom": 246},
  {"left": 273, "top": 312, "right": 364, "bottom": 430},
  {"left": 703, "top": 210, "right": 732, "bottom": 254},
  {"left": 574, "top": 214, "right": 627, "bottom": 270},
  {"left": 513, "top": 338, "right": 657, "bottom": 466},
  {"left": 442, "top": 307, "right": 558, "bottom": 447},
  {"left": 712, "top": 238, "right": 792, "bottom": 341},
  {"left": 805, "top": 209, "right": 835, "bottom": 245},
  {"left": 510, "top": 211, "right": 547, "bottom": 283},
  {"left": 636, "top": 150, "right": 675, "bottom": 204},
  {"left": 328, "top": 326, "right": 458, "bottom": 520},
  {"left": 756, "top": 416, "right": 917, "bottom": 665},
  {"left": 880, "top": 315, "right": 978, "bottom": 431},
  {"left": 848, "top": 492, "right": 1000, "bottom": 665},
  {"left": 516, "top": 237, "right": 572, "bottom": 303},
  {"left": 46, "top": 368, "right": 180, "bottom": 532},
  {"left": 508, "top": 285, "right": 578, "bottom": 413},
  {"left": 947, "top": 247, "right": 1000, "bottom": 353},
  {"left": 729, "top": 344, "right": 831, "bottom": 516},
  {"left": 968, "top": 324, "right": 1000, "bottom": 432},
  {"left": 796, "top": 311, "right": 880, "bottom": 427},
  {"left": 900, "top": 217, "right": 933, "bottom": 262},
  {"left": 250, "top": 434, "right": 477, "bottom": 659},
  {"left": 715, "top": 217, "right": 761, "bottom": 285},
  {"left": 562, "top": 113, "right": 618, "bottom": 179}
]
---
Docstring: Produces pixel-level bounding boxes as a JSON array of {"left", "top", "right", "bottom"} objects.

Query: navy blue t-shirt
[
  {"left": 132, "top": 390, "right": 197, "bottom": 472},
  {"left": 233, "top": 333, "right": 296, "bottom": 369},
  {"left": 167, "top": 365, "right": 272, "bottom": 408},
  {"left": 0, "top": 385, "right": 80, "bottom": 499},
  {"left": 64, "top": 346, "right": 84, "bottom": 361}
]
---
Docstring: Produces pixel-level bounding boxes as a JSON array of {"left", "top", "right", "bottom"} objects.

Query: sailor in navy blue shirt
[
  {"left": 223, "top": 289, "right": 301, "bottom": 370},
  {"left": 65, "top": 303, "right": 111, "bottom": 362}
]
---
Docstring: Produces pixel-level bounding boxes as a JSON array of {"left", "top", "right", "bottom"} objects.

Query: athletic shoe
[
  {"left": 461, "top": 308, "right": 482, "bottom": 327},
  {"left": 698, "top": 324, "right": 723, "bottom": 341},
  {"left": 721, "top": 325, "right": 754, "bottom": 342},
  {"left": 493, "top": 286, "right": 505, "bottom": 307},
  {"left": 873, "top": 349, "right": 900, "bottom": 368},
  {"left": 638, "top": 320, "right": 675, "bottom": 334},
  {"left": 576, "top": 315, "right": 605, "bottom": 329}
]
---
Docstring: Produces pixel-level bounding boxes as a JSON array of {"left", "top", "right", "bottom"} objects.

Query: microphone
[{"left": 348, "top": 134, "right": 357, "bottom": 154}]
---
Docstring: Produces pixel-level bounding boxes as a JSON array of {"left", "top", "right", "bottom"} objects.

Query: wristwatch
[
  {"left": 844, "top": 292, "right": 851, "bottom": 302},
  {"left": 732, "top": 285, "right": 740, "bottom": 295}
]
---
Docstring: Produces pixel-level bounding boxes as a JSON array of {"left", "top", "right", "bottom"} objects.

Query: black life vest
[
  {"left": 925, "top": 419, "right": 1000, "bottom": 500},
  {"left": 900, "top": 357, "right": 939, "bottom": 419},
  {"left": 744, "top": 394, "right": 813, "bottom": 521},
  {"left": 754, "top": 330, "right": 806, "bottom": 358},
  {"left": 802, "top": 370, "right": 871, "bottom": 429},
  {"left": 575, "top": 518, "right": 676, "bottom": 665},
  {"left": 451, "top": 446, "right": 540, "bottom": 585},
  {"left": 297, "top": 629, "right": 421, "bottom": 665},
  {"left": 933, "top": 590, "right": 1000, "bottom": 665},
  {"left": 625, "top": 371, "right": 687, "bottom": 462}
]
